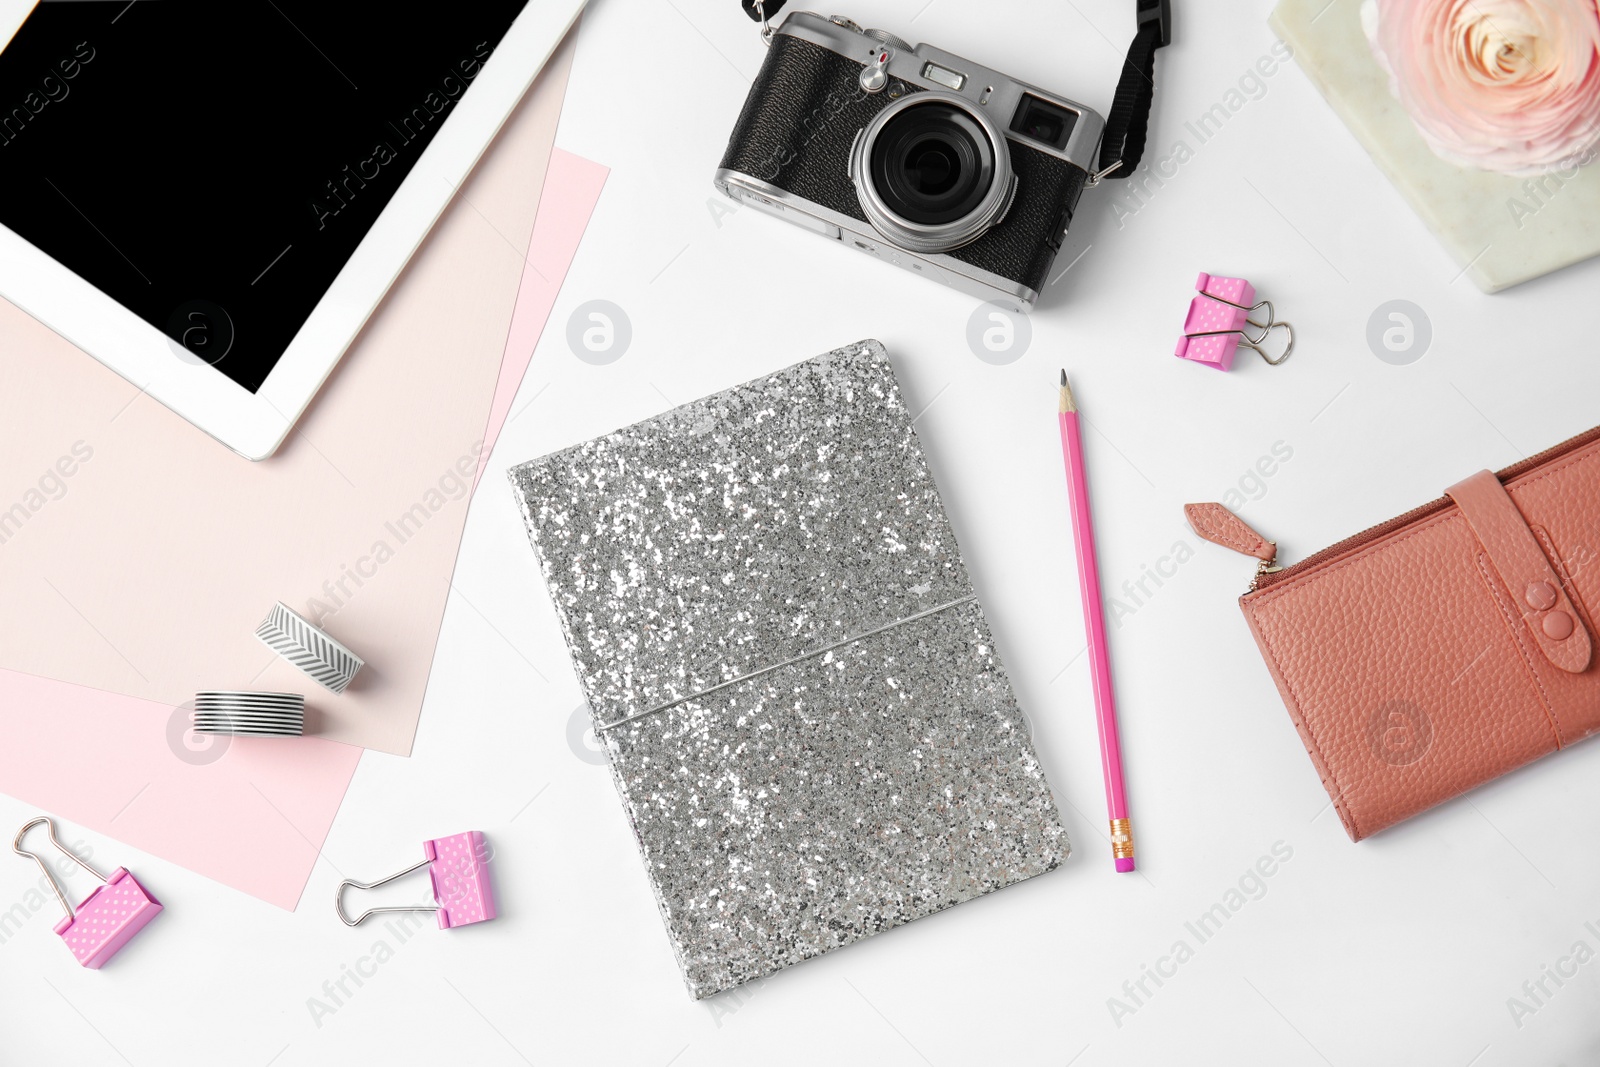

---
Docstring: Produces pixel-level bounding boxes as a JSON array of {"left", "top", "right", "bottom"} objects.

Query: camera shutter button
[{"left": 859, "top": 48, "right": 891, "bottom": 93}]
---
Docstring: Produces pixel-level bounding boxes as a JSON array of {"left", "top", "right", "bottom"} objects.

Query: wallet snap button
[
  {"left": 1543, "top": 610, "right": 1575, "bottom": 640},
  {"left": 1526, "top": 581, "right": 1559, "bottom": 611}
]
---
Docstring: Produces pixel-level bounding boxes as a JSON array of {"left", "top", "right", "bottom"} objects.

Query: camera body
[{"left": 715, "top": 12, "right": 1104, "bottom": 311}]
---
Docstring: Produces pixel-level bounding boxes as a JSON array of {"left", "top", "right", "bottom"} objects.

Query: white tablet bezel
[{"left": 0, "top": 0, "right": 584, "bottom": 459}]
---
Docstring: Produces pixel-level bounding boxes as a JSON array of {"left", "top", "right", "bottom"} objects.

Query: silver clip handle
[
  {"left": 1185, "top": 294, "right": 1295, "bottom": 366},
  {"left": 335, "top": 856, "right": 439, "bottom": 926},
  {"left": 11, "top": 817, "right": 109, "bottom": 921}
]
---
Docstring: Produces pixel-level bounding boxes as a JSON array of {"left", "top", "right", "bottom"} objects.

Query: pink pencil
[{"left": 1058, "top": 371, "right": 1136, "bottom": 873}]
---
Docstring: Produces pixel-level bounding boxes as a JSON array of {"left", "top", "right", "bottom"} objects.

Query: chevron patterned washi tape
[{"left": 254, "top": 602, "right": 364, "bottom": 692}]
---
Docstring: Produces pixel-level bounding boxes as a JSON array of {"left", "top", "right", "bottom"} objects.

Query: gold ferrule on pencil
[{"left": 1109, "top": 818, "right": 1134, "bottom": 860}]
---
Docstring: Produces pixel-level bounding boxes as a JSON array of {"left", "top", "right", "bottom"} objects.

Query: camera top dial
[{"left": 862, "top": 27, "right": 913, "bottom": 51}]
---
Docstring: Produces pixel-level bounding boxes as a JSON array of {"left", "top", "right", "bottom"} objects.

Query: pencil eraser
[{"left": 1115, "top": 858, "right": 1136, "bottom": 873}]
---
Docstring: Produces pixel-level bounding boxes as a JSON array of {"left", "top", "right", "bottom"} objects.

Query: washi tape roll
[
  {"left": 254, "top": 602, "right": 364, "bottom": 693},
  {"left": 192, "top": 691, "right": 305, "bottom": 736}
]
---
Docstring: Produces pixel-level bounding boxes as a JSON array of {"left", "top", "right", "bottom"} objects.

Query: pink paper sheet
[
  {"left": 482, "top": 149, "right": 610, "bottom": 467},
  {"left": 0, "top": 106, "right": 608, "bottom": 909},
  {"left": 0, "top": 671, "right": 362, "bottom": 911}
]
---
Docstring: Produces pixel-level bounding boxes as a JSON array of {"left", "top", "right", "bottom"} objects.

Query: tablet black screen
[{"left": 0, "top": 1, "right": 529, "bottom": 392}]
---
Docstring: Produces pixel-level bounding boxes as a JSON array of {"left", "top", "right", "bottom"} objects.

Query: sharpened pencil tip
[{"left": 1058, "top": 370, "right": 1076, "bottom": 413}]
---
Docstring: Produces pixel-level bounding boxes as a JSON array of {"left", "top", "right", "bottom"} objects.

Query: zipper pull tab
[
  {"left": 1249, "top": 555, "right": 1284, "bottom": 592},
  {"left": 1183, "top": 502, "right": 1281, "bottom": 591}
]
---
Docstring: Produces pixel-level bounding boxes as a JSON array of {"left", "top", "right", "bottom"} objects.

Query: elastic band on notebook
[{"left": 595, "top": 594, "right": 979, "bottom": 733}]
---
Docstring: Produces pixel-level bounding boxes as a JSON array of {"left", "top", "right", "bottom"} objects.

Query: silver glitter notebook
[{"left": 509, "top": 340, "right": 1068, "bottom": 998}]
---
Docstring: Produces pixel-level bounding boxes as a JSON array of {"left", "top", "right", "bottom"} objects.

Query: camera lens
[
  {"left": 870, "top": 101, "right": 994, "bottom": 226},
  {"left": 850, "top": 92, "right": 1015, "bottom": 255}
]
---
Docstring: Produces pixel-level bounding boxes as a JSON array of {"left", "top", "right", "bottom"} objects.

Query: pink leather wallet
[{"left": 1187, "top": 424, "right": 1600, "bottom": 840}]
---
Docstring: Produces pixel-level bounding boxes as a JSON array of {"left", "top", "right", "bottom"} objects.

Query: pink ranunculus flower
[{"left": 1362, "top": 0, "right": 1600, "bottom": 175}]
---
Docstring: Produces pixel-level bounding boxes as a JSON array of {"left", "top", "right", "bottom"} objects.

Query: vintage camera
[{"left": 715, "top": 11, "right": 1105, "bottom": 312}]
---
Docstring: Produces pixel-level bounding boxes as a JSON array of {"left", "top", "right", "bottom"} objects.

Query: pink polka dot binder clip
[
  {"left": 11, "top": 817, "right": 163, "bottom": 969},
  {"left": 1174, "top": 272, "right": 1294, "bottom": 370},
  {"left": 335, "top": 831, "right": 496, "bottom": 930}
]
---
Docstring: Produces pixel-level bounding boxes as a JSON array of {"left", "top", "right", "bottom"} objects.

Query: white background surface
[{"left": 4, "top": 0, "right": 1600, "bottom": 1064}]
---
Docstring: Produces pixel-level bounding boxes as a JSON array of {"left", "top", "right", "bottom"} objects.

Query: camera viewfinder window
[{"left": 1009, "top": 94, "right": 1076, "bottom": 150}]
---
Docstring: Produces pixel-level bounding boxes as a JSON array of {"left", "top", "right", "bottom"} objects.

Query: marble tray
[{"left": 1271, "top": 0, "right": 1600, "bottom": 292}]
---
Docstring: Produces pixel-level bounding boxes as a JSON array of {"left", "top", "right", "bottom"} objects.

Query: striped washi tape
[
  {"left": 192, "top": 691, "right": 305, "bottom": 736},
  {"left": 254, "top": 602, "right": 364, "bottom": 693}
]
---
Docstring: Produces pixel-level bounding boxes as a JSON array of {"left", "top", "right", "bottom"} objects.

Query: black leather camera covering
[{"left": 718, "top": 33, "right": 1086, "bottom": 296}]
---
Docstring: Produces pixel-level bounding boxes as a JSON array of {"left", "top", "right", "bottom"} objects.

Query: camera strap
[
  {"left": 1096, "top": 0, "right": 1170, "bottom": 181},
  {"left": 740, "top": 0, "right": 1171, "bottom": 182}
]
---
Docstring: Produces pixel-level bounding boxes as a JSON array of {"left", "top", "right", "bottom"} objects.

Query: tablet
[{"left": 0, "top": 0, "right": 584, "bottom": 458}]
